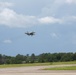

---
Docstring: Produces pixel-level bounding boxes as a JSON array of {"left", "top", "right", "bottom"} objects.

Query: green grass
[
  {"left": 44, "top": 66, "right": 76, "bottom": 70},
  {"left": 0, "top": 63, "right": 50, "bottom": 68},
  {"left": 52, "top": 61, "right": 76, "bottom": 65},
  {"left": 0, "top": 61, "right": 76, "bottom": 68}
]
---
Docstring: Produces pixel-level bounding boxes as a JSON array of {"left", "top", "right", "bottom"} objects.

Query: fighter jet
[{"left": 25, "top": 32, "right": 35, "bottom": 36}]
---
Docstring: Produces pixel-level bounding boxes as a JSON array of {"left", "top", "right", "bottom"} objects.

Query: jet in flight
[{"left": 25, "top": 32, "right": 35, "bottom": 36}]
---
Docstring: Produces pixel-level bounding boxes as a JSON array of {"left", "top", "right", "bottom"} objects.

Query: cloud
[
  {"left": 66, "top": 0, "right": 76, "bottom": 4},
  {"left": 41, "top": 0, "right": 64, "bottom": 16},
  {"left": 0, "top": 2, "right": 62, "bottom": 28},
  {"left": 0, "top": 1, "right": 76, "bottom": 28},
  {"left": 41, "top": 0, "right": 76, "bottom": 17},
  {"left": 38, "top": 16, "right": 62, "bottom": 24},
  {"left": 3, "top": 39, "right": 12, "bottom": 44},
  {"left": 0, "top": 7, "right": 37, "bottom": 28},
  {"left": 0, "top": 2, "right": 37, "bottom": 28},
  {"left": 0, "top": 2, "right": 13, "bottom": 8},
  {"left": 40, "top": 0, "right": 76, "bottom": 25}
]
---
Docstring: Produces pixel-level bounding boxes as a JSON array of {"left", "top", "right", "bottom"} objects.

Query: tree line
[{"left": 0, "top": 52, "right": 76, "bottom": 64}]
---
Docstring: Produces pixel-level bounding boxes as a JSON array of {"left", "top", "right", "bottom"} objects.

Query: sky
[{"left": 0, "top": 0, "right": 76, "bottom": 56}]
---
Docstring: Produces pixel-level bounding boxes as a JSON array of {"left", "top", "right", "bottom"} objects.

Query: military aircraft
[{"left": 25, "top": 32, "right": 35, "bottom": 36}]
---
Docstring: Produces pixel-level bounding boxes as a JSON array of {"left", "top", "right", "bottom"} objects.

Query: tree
[
  {"left": 0, "top": 54, "right": 3, "bottom": 64},
  {"left": 61, "top": 53, "right": 73, "bottom": 61},
  {"left": 38, "top": 53, "right": 49, "bottom": 63},
  {"left": 26, "top": 54, "right": 30, "bottom": 63},
  {"left": 15, "top": 54, "right": 26, "bottom": 64},
  {"left": 73, "top": 53, "right": 76, "bottom": 60},
  {"left": 30, "top": 53, "right": 36, "bottom": 63}
]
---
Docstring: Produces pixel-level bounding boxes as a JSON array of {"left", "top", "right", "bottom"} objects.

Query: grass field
[
  {"left": 52, "top": 61, "right": 76, "bottom": 65},
  {"left": 0, "top": 63, "right": 50, "bottom": 68},
  {"left": 44, "top": 66, "right": 76, "bottom": 70},
  {"left": 0, "top": 61, "right": 76, "bottom": 68}
]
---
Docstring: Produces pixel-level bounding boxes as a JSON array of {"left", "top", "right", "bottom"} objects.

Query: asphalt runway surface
[{"left": 0, "top": 64, "right": 76, "bottom": 75}]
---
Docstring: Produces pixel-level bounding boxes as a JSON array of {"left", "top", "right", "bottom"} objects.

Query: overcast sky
[{"left": 0, "top": 0, "right": 76, "bottom": 56}]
